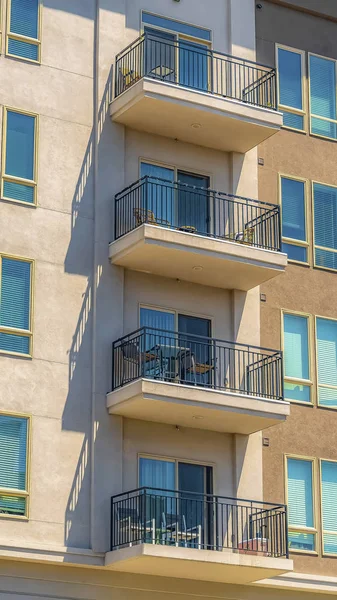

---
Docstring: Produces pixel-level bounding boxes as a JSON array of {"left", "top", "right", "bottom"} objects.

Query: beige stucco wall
[
  {"left": 0, "top": 0, "right": 274, "bottom": 596},
  {"left": 256, "top": 0, "right": 337, "bottom": 578}
]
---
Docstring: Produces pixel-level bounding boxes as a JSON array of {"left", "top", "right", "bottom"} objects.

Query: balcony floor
[
  {"left": 109, "top": 225, "right": 287, "bottom": 291},
  {"left": 110, "top": 78, "right": 283, "bottom": 153},
  {"left": 105, "top": 544, "right": 293, "bottom": 584},
  {"left": 106, "top": 378, "right": 290, "bottom": 435}
]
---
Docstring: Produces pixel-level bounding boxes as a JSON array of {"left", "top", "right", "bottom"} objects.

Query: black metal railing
[
  {"left": 114, "top": 176, "right": 281, "bottom": 251},
  {"left": 114, "top": 34, "right": 277, "bottom": 110},
  {"left": 112, "top": 327, "right": 283, "bottom": 401},
  {"left": 111, "top": 487, "right": 288, "bottom": 558}
]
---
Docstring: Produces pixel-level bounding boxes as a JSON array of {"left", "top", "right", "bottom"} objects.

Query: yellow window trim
[
  {"left": 284, "top": 454, "right": 318, "bottom": 554},
  {"left": 275, "top": 44, "right": 306, "bottom": 132},
  {"left": 1, "top": 106, "right": 39, "bottom": 207},
  {"left": 308, "top": 52, "right": 337, "bottom": 142},
  {"left": 0, "top": 253, "right": 34, "bottom": 358},
  {"left": 281, "top": 310, "right": 314, "bottom": 405},
  {"left": 0, "top": 411, "right": 31, "bottom": 520},
  {"left": 6, "top": 0, "right": 42, "bottom": 64}
]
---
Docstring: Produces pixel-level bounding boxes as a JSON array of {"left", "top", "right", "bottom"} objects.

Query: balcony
[
  {"left": 105, "top": 487, "right": 293, "bottom": 583},
  {"left": 110, "top": 34, "right": 283, "bottom": 152},
  {"left": 106, "top": 327, "right": 290, "bottom": 434},
  {"left": 109, "top": 177, "right": 287, "bottom": 290}
]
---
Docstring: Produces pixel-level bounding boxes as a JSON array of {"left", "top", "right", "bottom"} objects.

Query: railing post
[
  {"left": 143, "top": 488, "right": 147, "bottom": 544},
  {"left": 285, "top": 505, "right": 289, "bottom": 558},
  {"left": 111, "top": 342, "right": 115, "bottom": 391},
  {"left": 110, "top": 496, "right": 114, "bottom": 551}
]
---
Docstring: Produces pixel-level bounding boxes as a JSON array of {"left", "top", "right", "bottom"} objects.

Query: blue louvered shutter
[
  {"left": 278, "top": 48, "right": 303, "bottom": 110},
  {"left": 8, "top": 0, "right": 39, "bottom": 61},
  {"left": 4, "top": 111, "right": 36, "bottom": 204},
  {"left": 316, "top": 318, "right": 337, "bottom": 407},
  {"left": 281, "top": 177, "right": 306, "bottom": 241},
  {"left": 0, "top": 258, "right": 31, "bottom": 354},
  {"left": 310, "top": 55, "right": 337, "bottom": 139},
  {"left": 287, "top": 458, "right": 315, "bottom": 551},
  {"left": 321, "top": 461, "right": 337, "bottom": 554},
  {"left": 313, "top": 183, "right": 337, "bottom": 270},
  {"left": 0, "top": 415, "right": 28, "bottom": 515}
]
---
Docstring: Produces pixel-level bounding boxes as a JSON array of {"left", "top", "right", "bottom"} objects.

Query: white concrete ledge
[
  {"left": 105, "top": 543, "right": 293, "bottom": 584},
  {"left": 110, "top": 78, "right": 283, "bottom": 153},
  {"left": 107, "top": 378, "right": 290, "bottom": 434},
  {"left": 109, "top": 225, "right": 287, "bottom": 291}
]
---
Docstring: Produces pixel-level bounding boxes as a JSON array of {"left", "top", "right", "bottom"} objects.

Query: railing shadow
[{"left": 61, "top": 65, "right": 113, "bottom": 549}]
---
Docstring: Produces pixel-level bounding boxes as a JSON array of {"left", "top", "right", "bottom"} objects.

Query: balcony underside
[
  {"left": 110, "top": 78, "right": 283, "bottom": 153},
  {"left": 106, "top": 379, "right": 290, "bottom": 435},
  {"left": 105, "top": 544, "right": 293, "bottom": 584},
  {"left": 109, "top": 225, "right": 287, "bottom": 291}
]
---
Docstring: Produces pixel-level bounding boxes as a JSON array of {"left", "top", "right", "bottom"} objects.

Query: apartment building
[{"left": 0, "top": 0, "right": 335, "bottom": 599}]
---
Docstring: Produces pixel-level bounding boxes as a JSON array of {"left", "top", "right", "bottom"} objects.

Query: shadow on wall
[{"left": 61, "top": 65, "right": 114, "bottom": 550}]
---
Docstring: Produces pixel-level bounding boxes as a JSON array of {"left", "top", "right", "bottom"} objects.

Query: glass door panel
[
  {"left": 178, "top": 314, "right": 212, "bottom": 386},
  {"left": 179, "top": 40, "right": 209, "bottom": 91},
  {"left": 144, "top": 27, "right": 176, "bottom": 83},
  {"left": 139, "top": 457, "right": 176, "bottom": 540},
  {"left": 177, "top": 172, "right": 209, "bottom": 235},
  {"left": 178, "top": 463, "right": 213, "bottom": 548},
  {"left": 140, "top": 307, "right": 175, "bottom": 379},
  {"left": 140, "top": 162, "right": 175, "bottom": 228}
]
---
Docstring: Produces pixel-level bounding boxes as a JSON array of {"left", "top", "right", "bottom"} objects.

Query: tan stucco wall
[{"left": 257, "top": 0, "right": 337, "bottom": 578}]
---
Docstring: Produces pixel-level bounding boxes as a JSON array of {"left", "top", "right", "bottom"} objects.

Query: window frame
[
  {"left": 308, "top": 52, "right": 337, "bottom": 143},
  {"left": 0, "top": 411, "right": 31, "bottom": 520},
  {"left": 0, "top": 253, "right": 34, "bottom": 357},
  {"left": 279, "top": 173, "right": 310, "bottom": 265},
  {"left": 281, "top": 310, "right": 314, "bottom": 406},
  {"left": 319, "top": 458, "right": 337, "bottom": 557},
  {"left": 284, "top": 454, "right": 318, "bottom": 555},
  {"left": 314, "top": 314, "right": 337, "bottom": 410},
  {"left": 6, "top": 0, "right": 41, "bottom": 64},
  {"left": 312, "top": 179, "right": 337, "bottom": 273},
  {"left": 275, "top": 44, "right": 306, "bottom": 133},
  {"left": 140, "top": 11, "right": 212, "bottom": 92},
  {"left": 139, "top": 303, "right": 214, "bottom": 336},
  {"left": 1, "top": 106, "right": 39, "bottom": 207},
  {"left": 138, "top": 452, "right": 215, "bottom": 492}
]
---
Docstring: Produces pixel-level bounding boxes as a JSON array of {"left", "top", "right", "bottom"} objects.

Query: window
[
  {"left": 1, "top": 108, "right": 38, "bottom": 205},
  {"left": 280, "top": 176, "right": 308, "bottom": 262},
  {"left": 276, "top": 45, "right": 305, "bottom": 131},
  {"left": 309, "top": 54, "right": 337, "bottom": 140},
  {"left": 141, "top": 12, "right": 211, "bottom": 93},
  {"left": 316, "top": 317, "right": 337, "bottom": 408},
  {"left": 313, "top": 182, "right": 337, "bottom": 271},
  {"left": 286, "top": 457, "right": 316, "bottom": 552},
  {"left": 283, "top": 313, "right": 311, "bottom": 403},
  {"left": 6, "top": 0, "right": 40, "bottom": 62},
  {"left": 0, "top": 414, "right": 29, "bottom": 517},
  {"left": 0, "top": 255, "right": 33, "bottom": 356},
  {"left": 321, "top": 460, "right": 337, "bottom": 555}
]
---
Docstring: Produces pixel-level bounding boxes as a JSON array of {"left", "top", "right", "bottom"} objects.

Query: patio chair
[
  {"left": 235, "top": 226, "right": 255, "bottom": 245},
  {"left": 161, "top": 511, "right": 202, "bottom": 548},
  {"left": 177, "top": 349, "right": 197, "bottom": 385},
  {"left": 115, "top": 506, "right": 156, "bottom": 547},
  {"left": 119, "top": 67, "right": 141, "bottom": 92},
  {"left": 133, "top": 207, "right": 170, "bottom": 228}
]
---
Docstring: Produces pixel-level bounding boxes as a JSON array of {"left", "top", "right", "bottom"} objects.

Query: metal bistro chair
[{"left": 161, "top": 510, "right": 202, "bottom": 548}]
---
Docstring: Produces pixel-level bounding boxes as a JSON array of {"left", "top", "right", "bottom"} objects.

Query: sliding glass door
[
  {"left": 177, "top": 171, "right": 210, "bottom": 235},
  {"left": 178, "top": 314, "right": 212, "bottom": 386}
]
